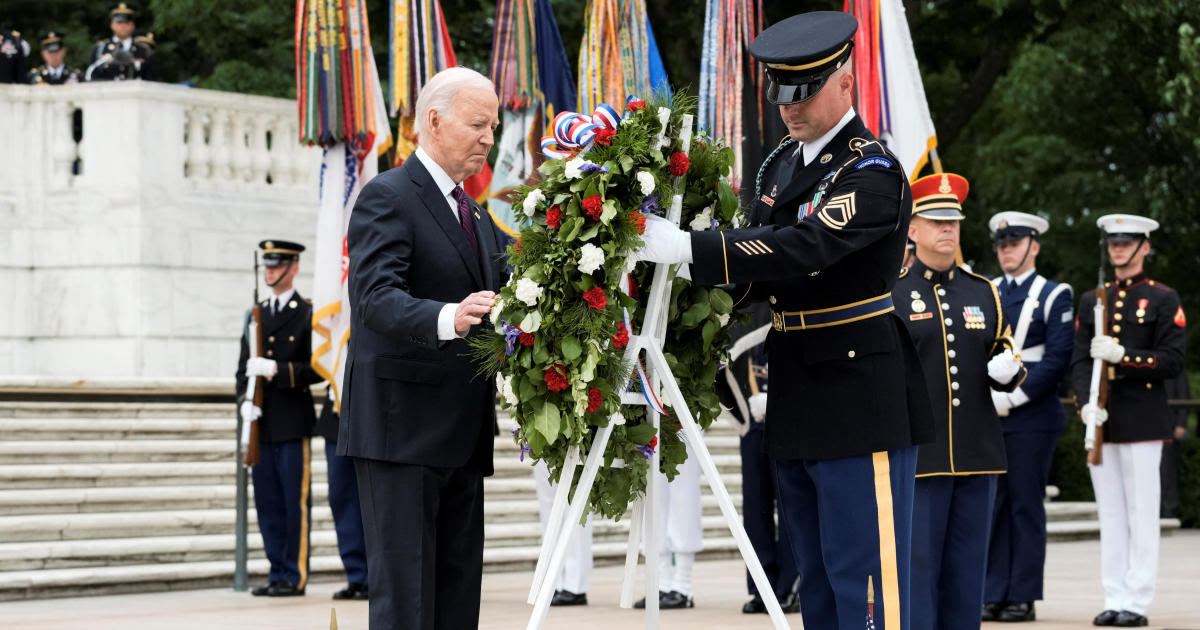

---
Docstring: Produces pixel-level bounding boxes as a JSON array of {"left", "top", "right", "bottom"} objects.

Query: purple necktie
[{"left": 451, "top": 185, "right": 479, "bottom": 258}]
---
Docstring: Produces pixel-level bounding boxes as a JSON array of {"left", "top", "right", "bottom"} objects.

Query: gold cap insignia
[{"left": 938, "top": 175, "right": 952, "bottom": 194}]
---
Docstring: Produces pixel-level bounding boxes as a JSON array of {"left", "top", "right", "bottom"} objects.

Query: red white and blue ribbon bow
[{"left": 539, "top": 101, "right": 623, "bottom": 159}]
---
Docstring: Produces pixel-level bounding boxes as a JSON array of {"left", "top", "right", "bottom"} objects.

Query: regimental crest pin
[
  {"left": 819, "top": 153, "right": 832, "bottom": 164},
  {"left": 770, "top": 184, "right": 778, "bottom": 197},
  {"left": 911, "top": 299, "right": 927, "bottom": 313}
]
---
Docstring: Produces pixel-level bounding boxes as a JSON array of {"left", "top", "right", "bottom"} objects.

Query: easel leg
[{"left": 528, "top": 447, "right": 581, "bottom": 604}]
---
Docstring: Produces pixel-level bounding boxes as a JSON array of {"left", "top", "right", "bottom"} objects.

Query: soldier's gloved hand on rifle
[
  {"left": 240, "top": 400, "right": 262, "bottom": 423},
  {"left": 1080, "top": 402, "right": 1108, "bottom": 427},
  {"left": 991, "top": 390, "right": 1015, "bottom": 413},
  {"left": 245, "top": 357, "right": 278, "bottom": 378},
  {"left": 634, "top": 214, "right": 693, "bottom": 264},
  {"left": 987, "top": 349, "right": 1022, "bottom": 383},
  {"left": 749, "top": 392, "right": 768, "bottom": 422},
  {"left": 1089, "top": 335, "right": 1125, "bottom": 363}
]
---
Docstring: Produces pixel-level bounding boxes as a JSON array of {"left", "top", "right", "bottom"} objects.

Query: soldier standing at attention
[
  {"left": 86, "top": 3, "right": 155, "bottom": 81},
  {"left": 895, "top": 173, "right": 1026, "bottom": 630},
  {"left": 635, "top": 11, "right": 936, "bottom": 629},
  {"left": 236, "top": 240, "right": 324, "bottom": 597},
  {"left": 314, "top": 390, "right": 369, "bottom": 600},
  {"left": 981, "top": 211, "right": 1074, "bottom": 623},
  {"left": 28, "top": 32, "right": 82, "bottom": 85},
  {"left": 0, "top": 27, "right": 30, "bottom": 84},
  {"left": 1071, "top": 214, "right": 1186, "bottom": 628}
]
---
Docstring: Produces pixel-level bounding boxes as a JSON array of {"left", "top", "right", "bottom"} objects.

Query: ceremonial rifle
[
  {"left": 1084, "top": 237, "right": 1108, "bottom": 465},
  {"left": 241, "top": 252, "right": 263, "bottom": 466}
]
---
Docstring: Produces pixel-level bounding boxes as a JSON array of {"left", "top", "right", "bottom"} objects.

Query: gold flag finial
[
  {"left": 330, "top": 608, "right": 338, "bottom": 630},
  {"left": 867, "top": 574, "right": 875, "bottom": 604}
]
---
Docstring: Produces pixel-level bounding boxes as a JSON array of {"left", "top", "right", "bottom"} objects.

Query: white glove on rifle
[
  {"left": 748, "top": 392, "right": 768, "bottom": 422},
  {"left": 987, "top": 349, "right": 1022, "bottom": 383},
  {"left": 634, "top": 214, "right": 693, "bottom": 264},
  {"left": 991, "top": 390, "right": 1014, "bottom": 414},
  {"left": 240, "top": 400, "right": 262, "bottom": 423},
  {"left": 1080, "top": 402, "right": 1108, "bottom": 427},
  {"left": 245, "top": 357, "right": 278, "bottom": 378},
  {"left": 1090, "top": 335, "right": 1125, "bottom": 363}
]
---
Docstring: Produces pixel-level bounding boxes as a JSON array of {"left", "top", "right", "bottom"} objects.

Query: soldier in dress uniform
[
  {"left": 895, "top": 173, "right": 1026, "bottom": 630},
  {"left": 1071, "top": 214, "right": 1186, "bottom": 627},
  {"left": 315, "top": 390, "right": 369, "bottom": 600},
  {"left": 982, "top": 211, "right": 1074, "bottom": 622},
  {"left": 636, "top": 11, "right": 936, "bottom": 629},
  {"left": 28, "top": 32, "right": 82, "bottom": 85},
  {"left": 86, "top": 3, "right": 155, "bottom": 81},
  {"left": 0, "top": 27, "right": 30, "bottom": 84},
  {"left": 715, "top": 304, "right": 801, "bottom": 614},
  {"left": 236, "top": 239, "right": 324, "bottom": 597}
]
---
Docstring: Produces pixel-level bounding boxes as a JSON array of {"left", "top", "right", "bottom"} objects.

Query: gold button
[
  {"left": 289, "top": 336, "right": 295, "bottom": 342},
  {"left": 1112, "top": 324, "right": 1121, "bottom": 333},
  {"left": 268, "top": 336, "right": 275, "bottom": 342},
  {"left": 1149, "top": 280, "right": 1156, "bottom": 285},
  {"left": 266, "top": 350, "right": 274, "bottom": 357},
  {"left": 848, "top": 350, "right": 856, "bottom": 358},
  {"left": 769, "top": 295, "right": 777, "bottom": 305},
  {"left": 1146, "top": 383, "right": 1153, "bottom": 389},
  {"left": 1135, "top": 356, "right": 1142, "bottom": 362},
  {"left": 1124, "top": 356, "right": 1130, "bottom": 362},
  {"left": 1119, "top": 290, "right": 1127, "bottom": 298},
  {"left": 1115, "top": 301, "right": 1124, "bottom": 308},
  {"left": 1148, "top": 357, "right": 1155, "bottom": 364},
  {"left": 1113, "top": 337, "right": 1120, "bottom": 343},
  {"left": 1114, "top": 313, "right": 1122, "bottom": 320}
]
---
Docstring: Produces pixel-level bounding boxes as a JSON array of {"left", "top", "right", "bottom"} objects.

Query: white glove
[
  {"left": 245, "top": 357, "right": 278, "bottom": 378},
  {"left": 987, "top": 349, "right": 1021, "bottom": 383},
  {"left": 240, "top": 400, "right": 262, "bottom": 423},
  {"left": 1090, "top": 335, "right": 1125, "bottom": 363},
  {"left": 748, "top": 392, "right": 768, "bottom": 422},
  {"left": 1080, "top": 402, "right": 1108, "bottom": 427},
  {"left": 635, "top": 214, "right": 692, "bottom": 264},
  {"left": 991, "top": 390, "right": 1014, "bottom": 413}
]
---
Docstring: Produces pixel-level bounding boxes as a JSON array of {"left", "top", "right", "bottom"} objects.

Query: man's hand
[
  {"left": 987, "top": 349, "right": 1022, "bottom": 383},
  {"left": 1080, "top": 402, "right": 1108, "bottom": 427},
  {"left": 245, "top": 357, "right": 277, "bottom": 378},
  {"left": 634, "top": 214, "right": 692, "bottom": 264},
  {"left": 240, "top": 400, "right": 262, "bottom": 423},
  {"left": 455, "top": 291, "right": 497, "bottom": 335},
  {"left": 1090, "top": 335, "right": 1125, "bottom": 363},
  {"left": 991, "top": 390, "right": 1014, "bottom": 414}
]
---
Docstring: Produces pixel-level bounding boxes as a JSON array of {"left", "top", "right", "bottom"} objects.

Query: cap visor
[{"left": 917, "top": 209, "right": 964, "bottom": 221}]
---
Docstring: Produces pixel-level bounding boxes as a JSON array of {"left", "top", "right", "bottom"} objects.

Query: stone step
[
  {"left": 0, "top": 418, "right": 236, "bottom": 441},
  {"left": 0, "top": 440, "right": 236, "bottom": 464},
  {"left": 0, "top": 402, "right": 236, "bottom": 420},
  {"left": 0, "top": 461, "right": 309, "bottom": 489}
]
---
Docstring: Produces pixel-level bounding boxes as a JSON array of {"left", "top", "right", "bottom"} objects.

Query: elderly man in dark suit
[{"left": 340, "top": 66, "right": 503, "bottom": 630}]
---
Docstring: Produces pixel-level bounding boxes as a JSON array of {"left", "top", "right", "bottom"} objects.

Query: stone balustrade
[{"left": 0, "top": 81, "right": 324, "bottom": 379}]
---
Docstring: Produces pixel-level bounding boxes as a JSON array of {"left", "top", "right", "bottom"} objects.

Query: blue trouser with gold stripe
[
  {"left": 911, "top": 474, "right": 998, "bottom": 630},
  {"left": 775, "top": 446, "right": 917, "bottom": 630},
  {"left": 325, "top": 440, "right": 368, "bottom": 585},
  {"left": 252, "top": 439, "right": 312, "bottom": 588},
  {"left": 985, "top": 431, "right": 1057, "bottom": 603}
]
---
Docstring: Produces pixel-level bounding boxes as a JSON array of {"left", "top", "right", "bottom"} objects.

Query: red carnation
[
  {"left": 546, "top": 204, "right": 562, "bottom": 229},
  {"left": 594, "top": 128, "right": 617, "bottom": 146},
  {"left": 648, "top": 435, "right": 658, "bottom": 449},
  {"left": 613, "top": 321, "right": 630, "bottom": 349},
  {"left": 582, "top": 287, "right": 607, "bottom": 310},
  {"left": 586, "top": 387, "right": 602, "bottom": 413},
  {"left": 669, "top": 152, "right": 690, "bottom": 176},
  {"left": 514, "top": 237, "right": 523, "bottom": 254},
  {"left": 627, "top": 210, "right": 647, "bottom": 235},
  {"left": 582, "top": 195, "right": 604, "bottom": 221},
  {"left": 628, "top": 99, "right": 646, "bottom": 112},
  {"left": 544, "top": 364, "right": 569, "bottom": 392},
  {"left": 518, "top": 332, "right": 535, "bottom": 346}
]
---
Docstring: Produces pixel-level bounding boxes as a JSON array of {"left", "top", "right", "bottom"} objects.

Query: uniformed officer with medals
[
  {"left": 86, "top": 3, "right": 155, "bottom": 81},
  {"left": 636, "top": 11, "right": 936, "bottom": 629},
  {"left": 980, "top": 211, "right": 1074, "bottom": 622},
  {"left": 0, "top": 27, "right": 30, "bottom": 84},
  {"left": 1070, "top": 214, "right": 1186, "bottom": 627},
  {"left": 895, "top": 173, "right": 1026, "bottom": 630},
  {"left": 236, "top": 240, "right": 324, "bottom": 597},
  {"left": 28, "top": 32, "right": 82, "bottom": 85}
]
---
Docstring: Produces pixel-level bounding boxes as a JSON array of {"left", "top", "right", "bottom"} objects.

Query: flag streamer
[
  {"left": 577, "top": 0, "right": 662, "bottom": 113},
  {"left": 296, "top": 0, "right": 379, "bottom": 146},
  {"left": 697, "top": 0, "right": 763, "bottom": 187}
]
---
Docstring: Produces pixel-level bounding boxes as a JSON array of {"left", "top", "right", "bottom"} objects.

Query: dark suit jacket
[
  {"left": 235, "top": 291, "right": 322, "bottom": 443},
  {"left": 339, "top": 155, "right": 505, "bottom": 475}
]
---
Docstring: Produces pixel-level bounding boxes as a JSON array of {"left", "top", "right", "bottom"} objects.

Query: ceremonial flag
[
  {"left": 844, "top": 0, "right": 938, "bottom": 181},
  {"left": 697, "top": 0, "right": 764, "bottom": 187}
]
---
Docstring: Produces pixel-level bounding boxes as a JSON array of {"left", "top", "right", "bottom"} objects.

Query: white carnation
[
  {"left": 514, "top": 277, "right": 543, "bottom": 306},
  {"left": 522, "top": 189, "right": 545, "bottom": 217},
  {"left": 689, "top": 205, "right": 713, "bottom": 231},
  {"left": 732, "top": 213, "right": 743, "bottom": 228},
  {"left": 496, "top": 374, "right": 518, "bottom": 407},
  {"left": 577, "top": 243, "right": 606, "bottom": 275},
  {"left": 564, "top": 157, "right": 585, "bottom": 179},
  {"left": 718, "top": 313, "right": 730, "bottom": 327},
  {"left": 636, "top": 171, "right": 656, "bottom": 196},
  {"left": 488, "top": 297, "right": 505, "bottom": 324}
]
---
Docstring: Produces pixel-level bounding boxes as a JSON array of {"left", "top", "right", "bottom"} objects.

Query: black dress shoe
[
  {"left": 250, "top": 581, "right": 278, "bottom": 596},
  {"left": 660, "top": 590, "right": 694, "bottom": 609},
  {"left": 633, "top": 591, "right": 668, "bottom": 609},
  {"left": 742, "top": 595, "right": 765, "bottom": 614},
  {"left": 332, "top": 582, "right": 369, "bottom": 600},
  {"left": 550, "top": 590, "right": 588, "bottom": 606},
  {"left": 779, "top": 591, "right": 801, "bottom": 614},
  {"left": 1093, "top": 609, "right": 1120, "bottom": 626},
  {"left": 266, "top": 583, "right": 305, "bottom": 597},
  {"left": 1112, "top": 611, "right": 1148, "bottom": 627},
  {"left": 982, "top": 601, "right": 1003, "bottom": 622},
  {"left": 997, "top": 601, "right": 1035, "bottom": 622}
]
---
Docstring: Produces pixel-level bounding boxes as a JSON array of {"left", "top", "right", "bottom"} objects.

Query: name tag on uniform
[{"left": 760, "top": 194, "right": 775, "bottom": 207}]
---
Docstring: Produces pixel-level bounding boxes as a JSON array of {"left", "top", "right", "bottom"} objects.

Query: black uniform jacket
[
  {"left": 28, "top": 65, "right": 81, "bottom": 85},
  {"left": 0, "top": 29, "right": 28, "bottom": 84},
  {"left": 236, "top": 291, "right": 323, "bottom": 443},
  {"left": 896, "top": 259, "right": 1025, "bottom": 476},
  {"left": 1070, "top": 272, "right": 1185, "bottom": 443},
  {"left": 88, "top": 39, "right": 155, "bottom": 80},
  {"left": 339, "top": 156, "right": 506, "bottom": 474},
  {"left": 691, "top": 114, "right": 935, "bottom": 461}
]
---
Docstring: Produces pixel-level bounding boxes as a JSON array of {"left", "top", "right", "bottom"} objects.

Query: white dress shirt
[
  {"left": 413, "top": 147, "right": 473, "bottom": 341},
  {"left": 269, "top": 288, "right": 296, "bottom": 316},
  {"left": 799, "top": 107, "right": 858, "bottom": 166}
]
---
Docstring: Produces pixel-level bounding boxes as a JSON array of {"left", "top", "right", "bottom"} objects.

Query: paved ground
[{"left": 3, "top": 530, "right": 1197, "bottom": 629}]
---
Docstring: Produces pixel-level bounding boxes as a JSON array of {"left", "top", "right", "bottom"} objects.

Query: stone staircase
[{"left": 0, "top": 400, "right": 1180, "bottom": 600}]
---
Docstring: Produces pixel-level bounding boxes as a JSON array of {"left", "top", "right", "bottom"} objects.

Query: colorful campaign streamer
[
  {"left": 389, "top": 0, "right": 457, "bottom": 118},
  {"left": 697, "top": 0, "right": 764, "bottom": 187},
  {"left": 577, "top": 0, "right": 664, "bottom": 113},
  {"left": 296, "top": 0, "right": 380, "bottom": 147}
]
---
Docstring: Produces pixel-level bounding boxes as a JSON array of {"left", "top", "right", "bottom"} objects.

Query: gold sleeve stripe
[
  {"left": 756, "top": 240, "right": 775, "bottom": 253},
  {"left": 720, "top": 233, "right": 730, "bottom": 284},
  {"left": 734, "top": 241, "right": 754, "bottom": 256}
]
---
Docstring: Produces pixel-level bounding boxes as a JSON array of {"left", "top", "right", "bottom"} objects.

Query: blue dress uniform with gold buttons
[
  {"left": 895, "top": 174, "right": 1026, "bottom": 630},
  {"left": 982, "top": 212, "right": 1074, "bottom": 620},
  {"left": 1069, "top": 214, "right": 1185, "bottom": 624},
  {"left": 235, "top": 240, "right": 324, "bottom": 596},
  {"left": 680, "top": 12, "right": 936, "bottom": 630}
]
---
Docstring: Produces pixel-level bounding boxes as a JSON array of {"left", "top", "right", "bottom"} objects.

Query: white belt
[{"left": 1019, "top": 344, "right": 1044, "bottom": 362}]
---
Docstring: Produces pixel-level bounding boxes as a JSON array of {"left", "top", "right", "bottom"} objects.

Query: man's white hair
[{"left": 413, "top": 67, "right": 496, "bottom": 137}]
